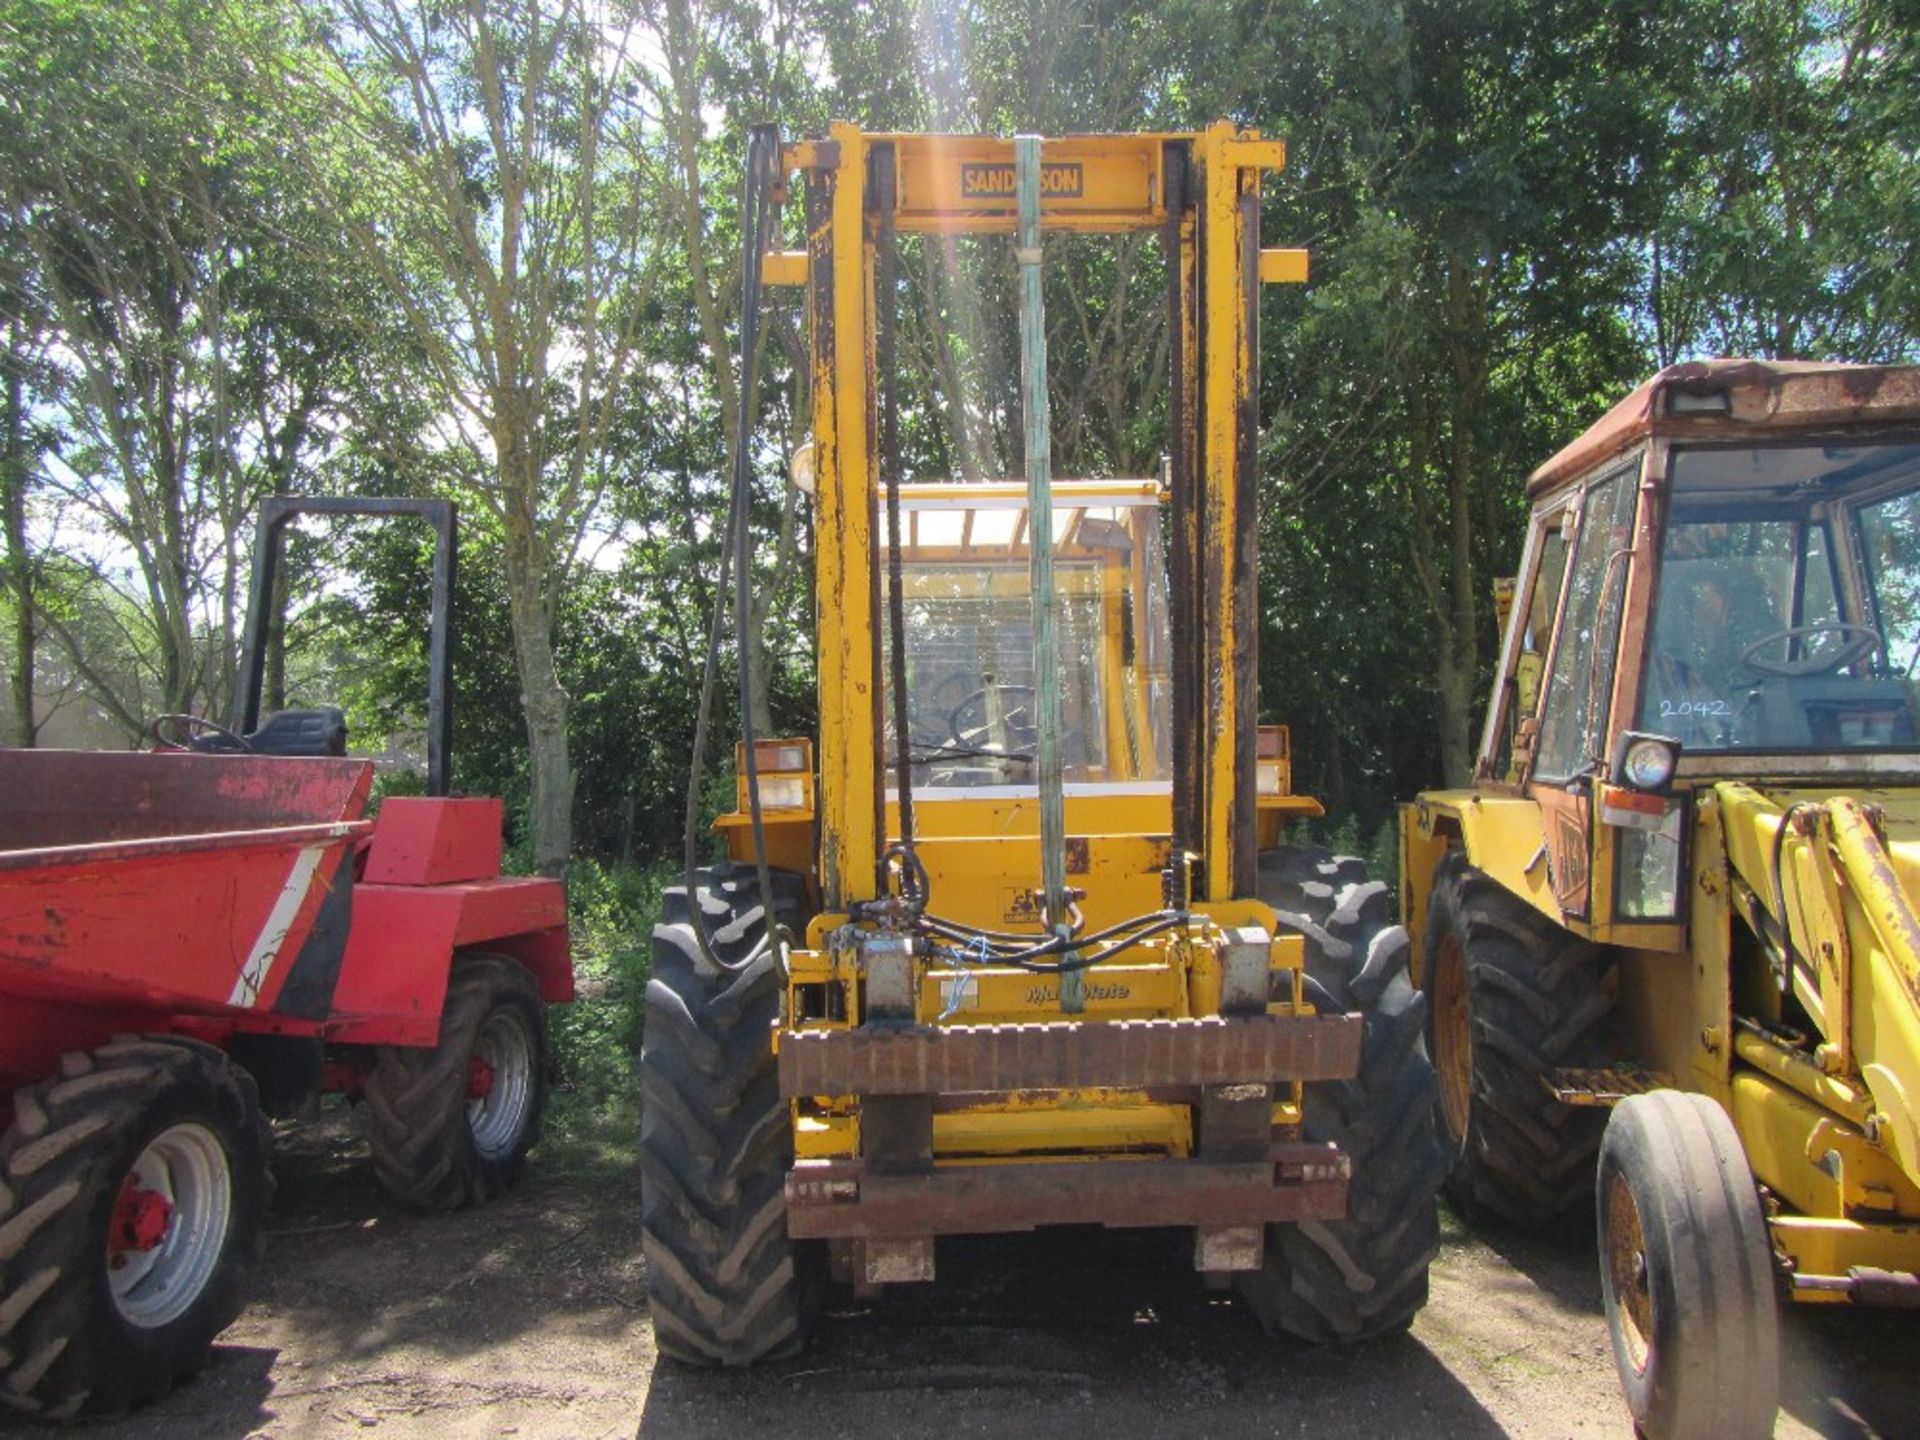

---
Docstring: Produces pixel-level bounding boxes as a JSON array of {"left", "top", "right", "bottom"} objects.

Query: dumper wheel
[
  {"left": 366, "top": 953, "right": 550, "bottom": 1210},
  {"left": 0, "top": 1036, "right": 271, "bottom": 1420},
  {"left": 640, "top": 863, "right": 824, "bottom": 1367},
  {"left": 1425, "top": 851, "right": 1617, "bottom": 1227},
  {"left": 1597, "top": 1091, "right": 1779, "bottom": 1440},
  {"left": 1238, "top": 846, "right": 1445, "bottom": 1342}
]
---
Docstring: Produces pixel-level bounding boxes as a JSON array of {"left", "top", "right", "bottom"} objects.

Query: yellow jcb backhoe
[{"left": 1402, "top": 360, "right": 1920, "bottom": 1438}]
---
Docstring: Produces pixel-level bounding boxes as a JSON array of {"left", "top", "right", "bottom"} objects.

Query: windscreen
[
  {"left": 882, "top": 491, "right": 1170, "bottom": 789},
  {"left": 1638, "top": 442, "right": 1920, "bottom": 751}
]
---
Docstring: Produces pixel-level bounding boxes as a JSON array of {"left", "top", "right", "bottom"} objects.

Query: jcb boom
[
  {"left": 1402, "top": 360, "right": 1920, "bottom": 1439},
  {"left": 639, "top": 124, "right": 1444, "bottom": 1364}
]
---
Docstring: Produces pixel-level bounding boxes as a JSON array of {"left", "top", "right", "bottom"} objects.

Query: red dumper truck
[{"left": 0, "top": 498, "right": 571, "bottom": 1419}]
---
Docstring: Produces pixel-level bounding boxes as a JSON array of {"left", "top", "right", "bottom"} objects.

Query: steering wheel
[
  {"left": 948, "top": 683, "right": 1039, "bottom": 751},
  {"left": 1739, "top": 622, "right": 1884, "bottom": 678},
  {"left": 150, "top": 714, "right": 253, "bottom": 753}
]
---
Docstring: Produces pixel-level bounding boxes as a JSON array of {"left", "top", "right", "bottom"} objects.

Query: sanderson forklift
[
  {"left": 637, "top": 124, "right": 1445, "bottom": 1363},
  {"left": 1402, "top": 360, "right": 1920, "bottom": 1438}
]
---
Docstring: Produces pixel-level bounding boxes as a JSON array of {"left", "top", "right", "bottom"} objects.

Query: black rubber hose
[
  {"left": 680, "top": 123, "right": 785, "bottom": 975},
  {"left": 928, "top": 914, "right": 1187, "bottom": 974}
]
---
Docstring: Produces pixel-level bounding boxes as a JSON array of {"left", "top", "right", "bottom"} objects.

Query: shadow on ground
[{"left": 637, "top": 1226, "right": 1507, "bottom": 1440}]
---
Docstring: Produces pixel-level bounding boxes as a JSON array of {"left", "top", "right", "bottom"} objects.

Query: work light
[{"left": 1613, "top": 732, "right": 1680, "bottom": 794}]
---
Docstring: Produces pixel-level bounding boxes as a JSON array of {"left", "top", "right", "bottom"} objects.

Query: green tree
[
  {"left": 1648, "top": 0, "right": 1920, "bottom": 363},
  {"left": 0, "top": 0, "right": 375, "bottom": 736},
  {"left": 280, "top": 0, "right": 662, "bottom": 870}
]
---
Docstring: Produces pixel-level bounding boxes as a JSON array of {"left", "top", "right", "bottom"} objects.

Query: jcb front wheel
[
  {"left": 1238, "top": 846, "right": 1445, "bottom": 1342},
  {"left": 1597, "top": 1090, "right": 1779, "bottom": 1440},
  {"left": 0, "top": 1037, "right": 271, "bottom": 1420}
]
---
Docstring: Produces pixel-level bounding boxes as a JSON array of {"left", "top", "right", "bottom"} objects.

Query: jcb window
[
  {"left": 1534, "top": 463, "right": 1639, "bottom": 782},
  {"left": 1636, "top": 442, "right": 1920, "bottom": 751},
  {"left": 1493, "top": 506, "right": 1571, "bottom": 780}
]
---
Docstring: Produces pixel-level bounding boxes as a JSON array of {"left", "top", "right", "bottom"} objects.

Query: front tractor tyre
[
  {"left": 367, "top": 953, "right": 551, "bottom": 1210},
  {"left": 639, "top": 864, "right": 824, "bottom": 1367},
  {"left": 1597, "top": 1091, "right": 1779, "bottom": 1440},
  {"left": 0, "top": 1037, "right": 271, "bottom": 1420},
  {"left": 1237, "top": 846, "right": 1446, "bottom": 1343},
  {"left": 1425, "top": 851, "right": 1617, "bottom": 1227}
]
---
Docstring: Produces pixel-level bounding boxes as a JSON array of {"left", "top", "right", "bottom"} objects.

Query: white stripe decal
[{"left": 228, "top": 845, "right": 329, "bottom": 1008}]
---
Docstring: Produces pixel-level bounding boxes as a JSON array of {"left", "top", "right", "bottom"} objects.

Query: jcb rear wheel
[
  {"left": 1237, "top": 846, "right": 1445, "bottom": 1343},
  {"left": 1425, "top": 851, "right": 1617, "bottom": 1227},
  {"left": 0, "top": 1037, "right": 271, "bottom": 1420},
  {"left": 1596, "top": 1090, "right": 1779, "bottom": 1440},
  {"left": 639, "top": 865, "right": 824, "bottom": 1366}
]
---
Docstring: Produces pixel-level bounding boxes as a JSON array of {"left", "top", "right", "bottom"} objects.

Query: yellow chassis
[{"left": 1404, "top": 782, "right": 1920, "bottom": 1301}]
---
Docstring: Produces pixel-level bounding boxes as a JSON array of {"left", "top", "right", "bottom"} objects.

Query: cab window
[{"left": 1535, "top": 463, "right": 1639, "bottom": 782}]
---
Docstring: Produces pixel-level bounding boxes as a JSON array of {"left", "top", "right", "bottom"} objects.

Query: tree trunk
[
  {"left": 502, "top": 490, "right": 573, "bottom": 873},
  {"left": 1, "top": 323, "right": 32, "bottom": 748},
  {"left": 1437, "top": 256, "right": 1485, "bottom": 789}
]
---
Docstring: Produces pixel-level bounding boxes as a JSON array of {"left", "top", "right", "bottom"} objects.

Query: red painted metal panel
[
  {"left": 481, "top": 925, "right": 574, "bottom": 1005},
  {"left": 0, "top": 993, "right": 179, "bottom": 1092},
  {"left": 448, "top": 877, "right": 567, "bottom": 945},
  {"left": 326, "top": 877, "right": 570, "bottom": 1046},
  {"left": 327, "top": 886, "right": 461, "bottom": 1044},
  {"left": 0, "top": 751, "right": 569, "bottom": 1097},
  {"left": 0, "top": 829, "right": 361, "bottom": 1018},
  {"left": 0, "top": 750, "right": 370, "bottom": 847},
  {"left": 361, "top": 796, "right": 506, "bottom": 885}
]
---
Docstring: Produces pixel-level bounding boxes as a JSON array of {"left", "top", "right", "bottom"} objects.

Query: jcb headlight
[{"left": 1613, "top": 731, "right": 1679, "bottom": 793}]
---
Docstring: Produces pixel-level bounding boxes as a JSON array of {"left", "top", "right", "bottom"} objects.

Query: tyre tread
[
  {"left": 639, "top": 864, "right": 821, "bottom": 1367},
  {"left": 0, "top": 1037, "right": 270, "bottom": 1419},
  {"left": 1238, "top": 847, "right": 1445, "bottom": 1344},
  {"left": 1427, "top": 851, "right": 1618, "bottom": 1226}
]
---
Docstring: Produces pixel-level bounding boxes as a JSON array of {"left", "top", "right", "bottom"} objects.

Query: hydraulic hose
[{"left": 680, "top": 123, "right": 786, "bottom": 975}]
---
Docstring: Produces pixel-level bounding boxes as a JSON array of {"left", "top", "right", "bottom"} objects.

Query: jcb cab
[{"left": 1404, "top": 360, "right": 1920, "bottom": 1439}]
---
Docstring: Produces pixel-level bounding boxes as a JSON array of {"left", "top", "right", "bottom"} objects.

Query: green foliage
[
  {"left": 4, "top": 0, "right": 1917, "bottom": 861},
  {"left": 546, "top": 858, "right": 669, "bottom": 1134}
]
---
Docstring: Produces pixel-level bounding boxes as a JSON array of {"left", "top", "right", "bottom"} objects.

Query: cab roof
[{"left": 1526, "top": 359, "right": 1920, "bottom": 500}]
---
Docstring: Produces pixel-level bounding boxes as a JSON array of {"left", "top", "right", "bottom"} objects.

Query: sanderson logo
[{"left": 959, "top": 161, "right": 1085, "bottom": 199}]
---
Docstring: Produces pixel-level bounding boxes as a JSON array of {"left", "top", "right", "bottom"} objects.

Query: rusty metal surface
[
  {"left": 778, "top": 1011, "right": 1360, "bottom": 1097},
  {"left": 786, "top": 1142, "right": 1349, "bottom": 1239},
  {"left": 0, "top": 750, "right": 372, "bottom": 850},
  {"left": 1527, "top": 360, "right": 1920, "bottom": 499}
]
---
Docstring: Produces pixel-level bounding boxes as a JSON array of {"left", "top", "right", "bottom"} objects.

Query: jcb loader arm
[{"left": 1718, "top": 782, "right": 1920, "bottom": 1201}]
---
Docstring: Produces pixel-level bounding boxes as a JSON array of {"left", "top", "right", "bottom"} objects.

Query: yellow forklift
[
  {"left": 639, "top": 123, "right": 1445, "bottom": 1364},
  {"left": 1403, "top": 361, "right": 1920, "bottom": 1437}
]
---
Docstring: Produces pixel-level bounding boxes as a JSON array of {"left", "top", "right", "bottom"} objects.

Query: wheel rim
[
  {"left": 1432, "top": 934, "right": 1473, "bottom": 1145},
  {"left": 467, "top": 1006, "right": 535, "bottom": 1160},
  {"left": 107, "top": 1122, "right": 232, "bottom": 1329},
  {"left": 1604, "top": 1169, "right": 1655, "bottom": 1376}
]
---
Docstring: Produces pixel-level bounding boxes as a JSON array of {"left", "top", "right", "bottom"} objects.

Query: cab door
[{"left": 1527, "top": 456, "right": 1642, "bottom": 918}]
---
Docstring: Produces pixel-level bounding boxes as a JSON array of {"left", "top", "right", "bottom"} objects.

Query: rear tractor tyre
[
  {"left": 639, "top": 864, "right": 824, "bottom": 1367},
  {"left": 1425, "top": 851, "right": 1617, "bottom": 1227},
  {"left": 1597, "top": 1090, "right": 1779, "bottom": 1440},
  {"left": 1237, "top": 846, "right": 1446, "bottom": 1343},
  {"left": 0, "top": 1036, "right": 271, "bottom": 1420},
  {"left": 366, "top": 954, "right": 550, "bottom": 1210}
]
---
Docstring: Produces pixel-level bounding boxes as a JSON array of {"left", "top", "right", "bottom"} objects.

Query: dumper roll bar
[{"left": 230, "top": 496, "right": 457, "bottom": 798}]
